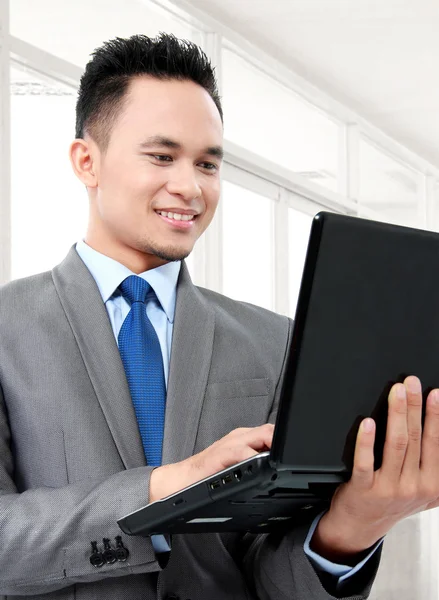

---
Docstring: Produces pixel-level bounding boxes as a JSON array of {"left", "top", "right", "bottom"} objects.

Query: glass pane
[
  {"left": 11, "top": 67, "right": 86, "bottom": 279},
  {"left": 222, "top": 181, "right": 273, "bottom": 309},
  {"left": 430, "top": 181, "right": 439, "bottom": 233},
  {"left": 11, "top": 0, "right": 199, "bottom": 68},
  {"left": 359, "top": 138, "right": 424, "bottom": 228},
  {"left": 222, "top": 47, "right": 340, "bottom": 193},
  {"left": 288, "top": 208, "right": 313, "bottom": 316}
]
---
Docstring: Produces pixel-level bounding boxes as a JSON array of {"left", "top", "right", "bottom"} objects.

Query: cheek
[
  {"left": 100, "top": 157, "right": 161, "bottom": 191},
  {"left": 199, "top": 188, "right": 220, "bottom": 232},
  {"left": 204, "top": 181, "right": 221, "bottom": 211},
  {"left": 99, "top": 164, "right": 163, "bottom": 209}
]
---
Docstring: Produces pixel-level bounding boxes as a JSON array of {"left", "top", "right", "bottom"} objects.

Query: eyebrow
[{"left": 138, "top": 135, "right": 224, "bottom": 160}]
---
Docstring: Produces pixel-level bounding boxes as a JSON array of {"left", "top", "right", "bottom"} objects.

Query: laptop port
[
  {"left": 210, "top": 480, "right": 221, "bottom": 490},
  {"left": 234, "top": 469, "right": 242, "bottom": 481},
  {"left": 222, "top": 474, "right": 233, "bottom": 485}
]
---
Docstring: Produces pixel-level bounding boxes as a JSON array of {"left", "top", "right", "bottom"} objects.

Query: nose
[{"left": 165, "top": 161, "right": 202, "bottom": 201}]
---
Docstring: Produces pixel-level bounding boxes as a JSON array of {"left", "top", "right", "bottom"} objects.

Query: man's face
[{"left": 85, "top": 76, "right": 223, "bottom": 272}]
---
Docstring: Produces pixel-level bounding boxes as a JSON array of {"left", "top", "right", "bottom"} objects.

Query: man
[{"left": 0, "top": 33, "right": 438, "bottom": 600}]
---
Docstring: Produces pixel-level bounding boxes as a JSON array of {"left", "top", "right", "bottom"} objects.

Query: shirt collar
[{"left": 75, "top": 239, "right": 181, "bottom": 323}]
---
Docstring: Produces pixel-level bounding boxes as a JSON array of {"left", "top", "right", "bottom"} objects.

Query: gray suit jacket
[{"left": 0, "top": 244, "right": 380, "bottom": 600}]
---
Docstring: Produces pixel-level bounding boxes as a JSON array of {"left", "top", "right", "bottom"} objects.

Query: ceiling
[{"left": 182, "top": 0, "right": 439, "bottom": 169}]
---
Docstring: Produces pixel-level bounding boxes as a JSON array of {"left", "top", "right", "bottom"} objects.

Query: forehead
[{"left": 111, "top": 75, "right": 223, "bottom": 147}]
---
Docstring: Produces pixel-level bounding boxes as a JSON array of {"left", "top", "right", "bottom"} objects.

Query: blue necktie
[{"left": 118, "top": 275, "right": 166, "bottom": 467}]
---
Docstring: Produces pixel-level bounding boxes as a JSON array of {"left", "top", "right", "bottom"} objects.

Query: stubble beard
[{"left": 139, "top": 238, "right": 192, "bottom": 263}]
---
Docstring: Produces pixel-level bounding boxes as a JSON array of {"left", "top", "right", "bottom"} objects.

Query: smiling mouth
[{"left": 155, "top": 210, "right": 197, "bottom": 222}]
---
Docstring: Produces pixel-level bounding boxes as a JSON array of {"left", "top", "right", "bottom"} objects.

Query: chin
[{"left": 148, "top": 244, "right": 192, "bottom": 263}]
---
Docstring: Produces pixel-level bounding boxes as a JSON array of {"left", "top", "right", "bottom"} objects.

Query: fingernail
[
  {"left": 406, "top": 377, "right": 420, "bottom": 394},
  {"left": 362, "top": 418, "right": 374, "bottom": 433},
  {"left": 395, "top": 384, "right": 406, "bottom": 400}
]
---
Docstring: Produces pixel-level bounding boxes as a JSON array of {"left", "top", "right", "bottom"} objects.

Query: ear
[{"left": 69, "top": 138, "right": 98, "bottom": 188}]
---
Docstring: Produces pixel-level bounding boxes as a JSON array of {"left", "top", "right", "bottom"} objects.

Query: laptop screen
[{"left": 272, "top": 213, "right": 439, "bottom": 475}]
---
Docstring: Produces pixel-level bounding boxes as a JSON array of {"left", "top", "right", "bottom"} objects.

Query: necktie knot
[{"left": 119, "top": 275, "right": 151, "bottom": 305}]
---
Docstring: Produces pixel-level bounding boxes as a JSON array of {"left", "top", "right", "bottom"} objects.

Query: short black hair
[{"left": 75, "top": 33, "right": 222, "bottom": 150}]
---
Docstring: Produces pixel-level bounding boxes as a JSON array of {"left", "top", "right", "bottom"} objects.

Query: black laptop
[{"left": 118, "top": 211, "right": 439, "bottom": 537}]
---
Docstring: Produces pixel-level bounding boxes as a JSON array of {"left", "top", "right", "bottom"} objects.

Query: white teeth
[{"left": 158, "top": 210, "right": 194, "bottom": 222}]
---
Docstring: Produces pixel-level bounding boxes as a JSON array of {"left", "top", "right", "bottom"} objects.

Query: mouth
[{"left": 155, "top": 209, "right": 198, "bottom": 229}]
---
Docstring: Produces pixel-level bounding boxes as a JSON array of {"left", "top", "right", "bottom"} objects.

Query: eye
[
  {"left": 151, "top": 154, "right": 173, "bottom": 163},
  {"left": 199, "top": 162, "right": 218, "bottom": 172}
]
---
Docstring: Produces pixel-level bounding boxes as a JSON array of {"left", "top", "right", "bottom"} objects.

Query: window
[
  {"left": 10, "top": 66, "right": 86, "bottom": 279},
  {"left": 359, "top": 138, "right": 425, "bottom": 228},
  {"left": 11, "top": 0, "right": 200, "bottom": 68},
  {"left": 288, "top": 207, "right": 313, "bottom": 315},
  {"left": 429, "top": 181, "right": 439, "bottom": 233},
  {"left": 221, "top": 180, "right": 274, "bottom": 309},
  {"left": 222, "top": 46, "right": 341, "bottom": 193}
]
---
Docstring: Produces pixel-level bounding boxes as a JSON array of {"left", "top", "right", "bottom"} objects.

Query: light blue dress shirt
[{"left": 75, "top": 239, "right": 382, "bottom": 587}]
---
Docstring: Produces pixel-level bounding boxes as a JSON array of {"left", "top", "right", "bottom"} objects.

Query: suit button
[
  {"left": 102, "top": 538, "right": 117, "bottom": 564},
  {"left": 115, "top": 545, "right": 129, "bottom": 561},
  {"left": 89, "top": 541, "right": 105, "bottom": 568},
  {"left": 90, "top": 553, "right": 105, "bottom": 568},
  {"left": 115, "top": 535, "right": 130, "bottom": 562}
]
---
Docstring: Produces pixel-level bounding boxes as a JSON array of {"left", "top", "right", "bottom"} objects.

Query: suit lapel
[
  {"left": 161, "top": 262, "right": 215, "bottom": 465},
  {"left": 52, "top": 244, "right": 146, "bottom": 470},
  {"left": 52, "top": 246, "right": 215, "bottom": 470}
]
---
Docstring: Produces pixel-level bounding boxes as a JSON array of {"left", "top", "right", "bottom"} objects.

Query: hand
[
  {"left": 149, "top": 423, "right": 274, "bottom": 503},
  {"left": 311, "top": 376, "right": 439, "bottom": 563}
]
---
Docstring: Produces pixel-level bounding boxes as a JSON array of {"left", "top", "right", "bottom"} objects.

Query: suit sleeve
[
  {"left": 0, "top": 381, "right": 164, "bottom": 596},
  {"left": 240, "top": 317, "right": 382, "bottom": 599}
]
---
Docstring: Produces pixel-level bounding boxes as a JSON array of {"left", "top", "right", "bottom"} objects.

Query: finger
[
  {"left": 380, "top": 383, "right": 408, "bottom": 483},
  {"left": 350, "top": 418, "right": 375, "bottom": 490},
  {"left": 243, "top": 423, "right": 274, "bottom": 451},
  {"left": 224, "top": 424, "right": 274, "bottom": 451},
  {"left": 401, "top": 376, "right": 423, "bottom": 476},
  {"left": 212, "top": 425, "right": 274, "bottom": 473},
  {"left": 236, "top": 447, "right": 263, "bottom": 464},
  {"left": 420, "top": 389, "right": 439, "bottom": 473},
  {"left": 218, "top": 446, "right": 262, "bottom": 474},
  {"left": 231, "top": 422, "right": 274, "bottom": 436}
]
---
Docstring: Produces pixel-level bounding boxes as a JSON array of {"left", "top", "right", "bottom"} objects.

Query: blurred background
[{"left": 0, "top": 0, "right": 438, "bottom": 597}]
